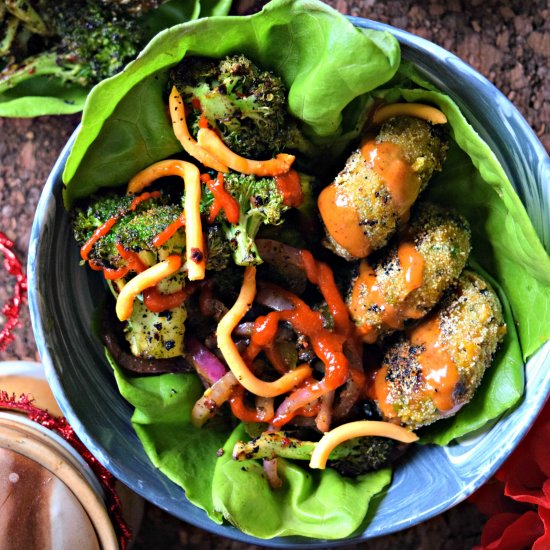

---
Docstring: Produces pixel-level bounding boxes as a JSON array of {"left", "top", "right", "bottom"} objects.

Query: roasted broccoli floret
[
  {"left": 1, "top": 0, "right": 155, "bottom": 87},
  {"left": 43, "top": 0, "right": 140, "bottom": 85},
  {"left": 210, "top": 263, "right": 244, "bottom": 304},
  {"left": 205, "top": 224, "right": 232, "bottom": 272},
  {"left": 169, "top": 54, "right": 310, "bottom": 159},
  {"left": 199, "top": 172, "right": 288, "bottom": 266},
  {"left": 233, "top": 431, "right": 399, "bottom": 477},
  {"left": 73, "top": 192, "right": 185, "bottom": 269}
]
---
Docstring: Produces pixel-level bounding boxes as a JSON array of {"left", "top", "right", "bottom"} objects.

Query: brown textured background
[{"left": 0, "top": 0, "right": 548, "bottom": 547}]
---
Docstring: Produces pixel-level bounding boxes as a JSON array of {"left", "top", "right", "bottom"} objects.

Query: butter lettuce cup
[{"left": 29, "top": 0, "right": 550, "bottom": 545}]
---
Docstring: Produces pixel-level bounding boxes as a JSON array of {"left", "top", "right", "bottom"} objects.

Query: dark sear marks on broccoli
[
  {"left": 198, "top": 172, "right": 289, "bottom": 266},
  {"left": 101, "top": 303, "right": 193, "bottom": 374},
  {"left": 169, "top": 54, "right": 310, "bottom": 159},
  {"left": 1, "top": 0, "right": 159, "bottom": 88}
]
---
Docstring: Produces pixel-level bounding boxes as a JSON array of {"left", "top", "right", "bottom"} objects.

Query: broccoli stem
[
  {"left": 5, "top": 0, "right": 51, "bottom": 36},
  {"left": 233, "top": 432, "right": 315, "bottom": 462},
  {"left": 0, "top": 15, "right": 19, "bottom": 57},
  {"left": 233, "top": 429, "right": 399, "bottom": 477},
  {"left": 225, "top": 211, "right": 264, "bottom": 266},
  {"left": 0, "top": 51, "right": 84, "bottom": 91},
  {"left": 233, "top": 431, "right": 350, "bottom": 462}
]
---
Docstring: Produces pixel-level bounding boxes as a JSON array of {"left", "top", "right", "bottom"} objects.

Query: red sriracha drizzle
[
  {"left": 152, "top": 213, "right": 186, "bottom": 248},
  {"left": 275, "top": 169, "right": 304, "bottom": 208},
  {"left": 80, "top": 191, "right": 162, "bottom": 264},
  {"left": 229, "top": 250, "right": 359, "bottom": 427},
  {"left": 80, "top": 190, "right": 192, "bottom": 311},
  {"left": 200, "top": 172, "right": 240, "bottom": 224}
]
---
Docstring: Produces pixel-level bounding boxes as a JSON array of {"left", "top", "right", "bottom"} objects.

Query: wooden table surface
[{"left": 1, "top": 1, "right": 548, "bottom": 548}]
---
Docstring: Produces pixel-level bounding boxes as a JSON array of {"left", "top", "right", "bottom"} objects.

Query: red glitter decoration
[
  {"left": 0, "top": 391, "right": 132, "bottom": 549},
  {"left": 0, "top": 232, "right": 27, "bottom": 351}
]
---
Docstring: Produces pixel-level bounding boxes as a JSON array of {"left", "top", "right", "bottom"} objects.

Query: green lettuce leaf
[
  {"left": 67, "top": 0, "right": 550, "bottom": 540},
  {"left": 212, "top": 424, "right": 391, "bottom": 539},
  {"left": 110, "top": 355, "right": 391, "bottom": 537},
  {"left": 110, "top": 354, "right": 226, "bottom": 520},
  {"left": 61, "top": 0, "right": 400, "bottom": 206},
  {"left": 0, "top": 0, "right": 231, "bottom": 118}
]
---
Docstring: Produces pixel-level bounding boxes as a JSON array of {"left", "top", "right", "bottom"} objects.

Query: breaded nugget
[
  {"left": 348, "top": 203, "right": 471, "bottom": 343},
  {"left": 318, "top": 116, "right": 447, "bottom": 260},
  {"left": 371, "top": 270, "right": 506, "bottom": 429}
]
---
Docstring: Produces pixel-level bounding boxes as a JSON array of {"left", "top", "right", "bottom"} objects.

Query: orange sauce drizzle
[
  {"left": 349, "top": 245, "right": 425, "bottom": 343},
  {"left": 143, "top": 286, "right": 187, "bottom": 312},
  {"left": 229, "top": 384, "right": 275, "bottom": 423},
  {"left": 81, "top": 217, "right": 118, "bottom": 262},
  {"left": 243, "top": 252, "right": 353, "bottom": 428},
  {"left": 198, "top": 114, "right": 209, "bottom": 129},
  {"left": 201, "top": 173, "right": 240, "bottom": 224},
  {"left": 101, "top": 245, "right": 147, "bottom": 280},
  {"left": 317, "top": 183, "right": 372, "bottom": 258},
  {"left": 128, "top": 191, "right": 162, "bottom": 212},
  {"left": 369, "top": 314, "right": 459, "bottom": 419},
  {"left": 274, "top": 169, "right": 304, "bottom": 208},
  {"left": 369, "top": 365, "right": 396, "bottom": 419},
  {"left": 349, "top": 261, "right": 402, "bottom": 343},
  {"left": 409, "top": 315, "right": 459, "bottom": 412},
  {"left": 397, "top": 242, "right": 424, "bottom": 293},
  {"left": 360, "top": 140, "right": 420, "bottom": 222}
]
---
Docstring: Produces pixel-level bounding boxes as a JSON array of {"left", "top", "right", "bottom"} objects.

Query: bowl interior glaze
[{"left": 28, "top": 18, "right": 550, "bottom": 548}]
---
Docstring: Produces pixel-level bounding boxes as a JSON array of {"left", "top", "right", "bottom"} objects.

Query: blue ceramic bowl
[{"left": 29, "top": 17, "right": 550, "bottom": 547}]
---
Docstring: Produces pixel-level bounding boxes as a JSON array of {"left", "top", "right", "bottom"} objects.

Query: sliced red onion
[
  {"left": 186, "top": 337, "right": 227, "bottom": 385},
  {"left": 333, "top": 341, "right": 364, "bottom": 420},
  {"left": 315, "top": 390, "right": 335, "bottom": 433},
  {"left": 255, "top": 396, "right": 274, "bottom": 423},
  {"left": 191, "top": 371, "right": 238, "bottom": 427},
  {"left": 263, "top": 458, "right": 283, "bottom": 489},
  {"left": 256, "top": 283, "right": 294, "bottom": 311},
  {"left": 256, "top": 239, "right": 303, "bottom": 267},
  {"left": 332, "top": 378, "right": 361, "bottom": 420},
  {"left": 233, "top": 322, "right": 255, "bottom": 337},
  {"left": 199, "top": 281, "right": 228, "bottom": 321}
]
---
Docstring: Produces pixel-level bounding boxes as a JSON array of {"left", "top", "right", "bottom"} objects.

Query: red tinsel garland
[
  {"left": 0, "top": 391, "right": 132, "bottom": 549},
  {"left": 0, "top": 232, "right": 27, "bottom": 351}
]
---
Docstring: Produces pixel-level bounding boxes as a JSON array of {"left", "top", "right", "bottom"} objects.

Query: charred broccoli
[
  {"left": 49, "top": 0, "right": 140, "bottom": 85},
  {"left": 205, "top": 224, "right": 232, "bottom": 272},
  {"left": 199, "top": 172, "right": 287, "bottom": 266},
  {"left": 169, "top": 54, "right": 310, "bottom": 159},
  {"left": 1, "top": 0, "right": 156, "bottom": 87},
  {"left": 233, "top": 431, "right": 400, "bottom": 477},
  {"left": 73, "top": 192, "right": 185, "bottom": 269}
]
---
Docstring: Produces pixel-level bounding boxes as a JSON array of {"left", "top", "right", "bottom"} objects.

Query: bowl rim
[{"left": 28, "top": 15, "right": 550, "bottom": 548}]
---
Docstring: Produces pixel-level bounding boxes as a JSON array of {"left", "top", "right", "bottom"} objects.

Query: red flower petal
[
  {"left": 496, "top": 398, "right": 550, "bottom": 507},
  {"left": 504, "top": 475, "right": 550, "bottom": 508},
  {"left": 469, "top": 481, "right": 525, "bottom": 516},
  {"left": 476, "top": 511, "right": 543, "bottom": 550},
  {"left": 533, "top": 505, "right": 550, "bottom": 550}
]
